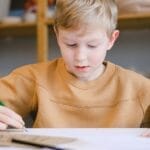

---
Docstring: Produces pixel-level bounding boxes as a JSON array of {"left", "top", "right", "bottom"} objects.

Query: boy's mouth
[{"left": 75, "top": 65, "right": 90, "bottom": 72}]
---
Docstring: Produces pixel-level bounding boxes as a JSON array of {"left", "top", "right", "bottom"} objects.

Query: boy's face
[{"left": 56, "top": 26, "right": 119, "bottom": 81}]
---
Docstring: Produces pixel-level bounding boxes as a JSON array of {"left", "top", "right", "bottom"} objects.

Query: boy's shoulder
[
  {"left": 10, "top": 58, "right": 63, "bottom": 77},
  {"left": 109, "top": 61, "right": 150, "bottom": 86},
  {"left": 14, "top": 58, "right": 62, "bottom": 71}
]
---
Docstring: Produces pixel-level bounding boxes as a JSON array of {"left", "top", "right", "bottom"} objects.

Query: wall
[
  {"left": 106, "top": 29, "right": 150, "bottom": 77},
  {"left": 0, "top": 29, "right": 150, "bottom": 77}
]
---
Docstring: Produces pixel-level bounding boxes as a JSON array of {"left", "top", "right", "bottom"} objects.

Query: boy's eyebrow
[
  {"left": 87, "top": 39, "right": 101, "bottom": 43},
  {"left": 61, "top": 37, "right": 76, "bottom": 42},
  {"left": 87, "top": 38, "right": 104, "bottom": 44}
]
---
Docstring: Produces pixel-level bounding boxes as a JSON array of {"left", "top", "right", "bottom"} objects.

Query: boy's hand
[
  {"left": 0, "top": 105, "right": 25, "bottom": 130},
  {"left": 141, "top": 129, "right": 150, "bottom": 137}
]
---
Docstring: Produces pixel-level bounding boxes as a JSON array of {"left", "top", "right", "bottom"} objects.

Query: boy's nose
[{"left": 74, "top": 48, "right": 87, "bottom": 62}]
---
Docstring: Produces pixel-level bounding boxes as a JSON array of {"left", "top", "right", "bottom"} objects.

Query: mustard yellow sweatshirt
[{"left": 0, "top": 58, "right": 150, "bottom": 127}]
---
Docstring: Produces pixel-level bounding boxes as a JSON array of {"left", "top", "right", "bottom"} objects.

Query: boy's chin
[{"left": 74, "top": 73, "right": 91, "bottom": 81}]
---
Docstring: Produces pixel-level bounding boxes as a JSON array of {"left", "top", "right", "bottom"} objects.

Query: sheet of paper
[{"left": 0, "top": 131, "right": 76, "bottom": 148}]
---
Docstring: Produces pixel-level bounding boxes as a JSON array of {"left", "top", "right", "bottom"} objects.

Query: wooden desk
[{"left": 0, "top": 128, "right": 149, "bottom": 150}]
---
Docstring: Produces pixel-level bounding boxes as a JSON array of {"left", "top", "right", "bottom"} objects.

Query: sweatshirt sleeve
[
  {"left": 139, "top": 77, "right": 150, "bottom": 111},
  {"left": 139, "top": 76, "right": 150, "bottom": 127},
  {"left": 0, "top": 65, "right": 37, "bottom": 117}
]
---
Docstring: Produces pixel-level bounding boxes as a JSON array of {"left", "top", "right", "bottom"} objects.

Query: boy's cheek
[{"left": 91, "top": 52, "right": 107, "bottom": 64}]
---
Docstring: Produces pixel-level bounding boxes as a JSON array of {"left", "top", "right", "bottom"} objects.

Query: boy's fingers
[
  {"left": 0, "top": 106, "right": 25, "bottom": 128},
  {"left": 0, "top": 106, "right": 24, "bottom": 125},
  {"left": 0, "top": 113, "right": 24, "bottom": 129},
  {"left": 141, "top": 129, "right": 150, "bottom": 137},
  {"left": 0, "top": 121, "right": 8, "bottom": 130}
]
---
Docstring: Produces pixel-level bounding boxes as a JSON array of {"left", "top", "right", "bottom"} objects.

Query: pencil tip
[{"left": 23, "top": 127, "right": 28, "bottom": 132}]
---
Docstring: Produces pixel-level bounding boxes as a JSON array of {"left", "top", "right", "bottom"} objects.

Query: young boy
[{"left": 0, "top": 0, "right": 150, "bottom": 131}]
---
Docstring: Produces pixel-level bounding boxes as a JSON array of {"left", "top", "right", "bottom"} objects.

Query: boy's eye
[
  {"left": 66, "top": 44, "right": 77, "bottom": 47},
  {"left": 88, "top": 45, "right": 97, "bottom": 48}
]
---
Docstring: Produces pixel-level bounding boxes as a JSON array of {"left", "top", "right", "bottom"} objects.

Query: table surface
[{"left": 0, "top": 128, "right": 150, "bottom": 150}]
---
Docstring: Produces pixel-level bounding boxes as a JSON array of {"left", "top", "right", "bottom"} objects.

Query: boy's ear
[
  {"left": 107, "top": 30, "right": 120, "bottom": 50},
  {"left": 53, "top": 26, "right": 59, "bottom": 41},
  {"left": 53, "top": 26, "right": 58, "bottom": 35}
]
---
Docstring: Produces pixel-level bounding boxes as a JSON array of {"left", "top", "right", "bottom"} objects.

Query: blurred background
[{"left": 0, "top": 0, "right": 150, "bottom": 78}]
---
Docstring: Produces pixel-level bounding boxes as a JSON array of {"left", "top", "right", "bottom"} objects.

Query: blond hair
[{"left": 54, "top": 0, "right": 118, "bottom": 37}]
